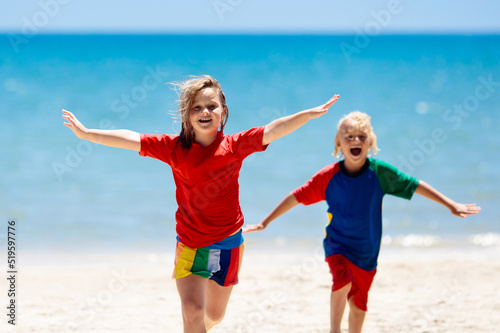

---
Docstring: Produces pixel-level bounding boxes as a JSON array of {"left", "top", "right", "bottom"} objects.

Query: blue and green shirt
[{"left": 293, "top": 158, "right": 419, "bottom": 271}]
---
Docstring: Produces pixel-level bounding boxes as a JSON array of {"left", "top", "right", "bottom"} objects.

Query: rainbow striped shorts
[{"left": 173, "top": 231, "right": 244, "bottom": 287}]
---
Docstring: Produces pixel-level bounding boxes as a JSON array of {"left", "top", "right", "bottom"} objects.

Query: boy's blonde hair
[
  {"left": 172, "top": 75, "right": 228, "bottom": 148},
  {"left": 333, "top": 111, "right": 379, "bottom": 158}
]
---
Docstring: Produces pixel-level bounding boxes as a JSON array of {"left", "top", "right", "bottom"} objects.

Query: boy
[{"left": 244, "top": 111, "right": 480, "bottom": 333}]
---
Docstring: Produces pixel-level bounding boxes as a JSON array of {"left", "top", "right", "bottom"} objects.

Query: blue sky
[{"left": 2, "top": 0, "right": 500, "bottom": 34}]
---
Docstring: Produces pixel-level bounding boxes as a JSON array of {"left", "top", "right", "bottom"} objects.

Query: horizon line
[{"left": 2, "top": 30, "right": 500, "bottom": 37}]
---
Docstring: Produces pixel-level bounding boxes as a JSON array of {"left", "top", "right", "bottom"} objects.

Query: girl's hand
[
  {"left": 262, "top": 94, "right": 339, "bottom": 145},
  {"left": 450, "top": 203, "right": 481, "bottom": 218},
  {"left": 242, "top": 223, "right": 266, "bottom": 234},
  {"left": 62, "top": 109, "right": 88, "bottom": 139},
  {"left": 307, "top": 94, "right": 340, "bottom": 119}
]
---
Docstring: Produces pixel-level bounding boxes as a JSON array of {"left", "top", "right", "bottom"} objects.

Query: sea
[{"left": 1, "top": 34, "right": 499, "bottom": 255}]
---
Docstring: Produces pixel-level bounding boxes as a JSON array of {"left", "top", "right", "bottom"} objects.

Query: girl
[
  {"left": 62, "top": 75, "right": 339, "bottom": 332},
  {"left": 244, "top": 111, "right": 480, "bottom": 333}
]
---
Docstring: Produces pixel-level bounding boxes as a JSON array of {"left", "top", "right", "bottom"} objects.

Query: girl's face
[
  {"left": 189, "top": 88, "right": 226, "bottom": 138},
  {"left": 337, "top": 121, "right": 372, "bottom": 166}
]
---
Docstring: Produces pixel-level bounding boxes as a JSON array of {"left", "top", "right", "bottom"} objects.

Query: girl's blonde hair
[
  {"left": 333, "top": 111, "right": 379, "bottom": 158},
  {"left": 172, "top": 75, "right": 228, "bottom": 148}
]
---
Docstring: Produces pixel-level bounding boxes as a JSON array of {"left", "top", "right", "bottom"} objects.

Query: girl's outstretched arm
[
  {"left": 414, "top": 180, "right": 481, "bottom": 218},
  {"left": 243, "top": 192, "right": 299, "bottom": 233},
  {"left": 262, "top": 94, "right": 339, "bottom": 146},
  {"left": 62, "top": 109, "right": 141, "bottom": 151}
]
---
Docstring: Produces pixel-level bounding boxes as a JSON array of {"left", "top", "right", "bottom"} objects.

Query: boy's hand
[
  {"left": 307, "top": 94, "right": 340, "bottom": 119},
  {"left": 62, "top": 109, "right": 88, "bottom": 139},
  {"left": 242, "top": 223, "right": 266, "bottom": 234},
  {"left": 450, "top": 203, "right": 481, "bottom": 218}
]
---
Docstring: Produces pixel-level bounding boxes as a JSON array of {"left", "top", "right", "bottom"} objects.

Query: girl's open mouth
[
  {"left": 350, "top": 148, "right": 362, "bottom": 156},
  {"left": 199, "top": 119, "right": 212, "bottom": 123}
]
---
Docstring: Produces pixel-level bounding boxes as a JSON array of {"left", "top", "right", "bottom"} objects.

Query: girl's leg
[
  {"left": 330, "top": 282, "right": 351, "bottom": 333},
  {"left": 205, "top": 240, "right": 244, "bottom": 330},
  {"left": 347, "top": 297, "right": 366, "bottom": 333},
  {"left": 204, "top": 280, "right": 234, "bottom": 330},
  {"left": 176, "top": 274, "right": 208, "bottom": 333}
]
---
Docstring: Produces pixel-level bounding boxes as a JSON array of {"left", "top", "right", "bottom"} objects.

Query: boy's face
[
  {"left": 338, "top": 121, "right": 371, "bottom": 165},
  {"left": 189, "top": 87, "right": 226, "bottom": 136}
]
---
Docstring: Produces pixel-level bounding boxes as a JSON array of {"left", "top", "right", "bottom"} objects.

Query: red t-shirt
[{"left": 139, "top": 126, "right": 268, "bottom": 248}]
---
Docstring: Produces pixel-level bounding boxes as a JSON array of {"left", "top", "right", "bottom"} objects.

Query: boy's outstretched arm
[
  {"left": 262, "top": 94, "right": 339, "bottom": 146},
  {"left": 415, "top": 180, "right": 481, "bottom": 218},
  {"left": 62, "top": 109, "right": 141, "bottom": 151},
  {"left": 243, "top": 193, "right": 299, "bottom": 233}
]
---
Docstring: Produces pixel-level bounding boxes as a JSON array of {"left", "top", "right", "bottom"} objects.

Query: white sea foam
[
  {"left": 470, "top": 233, "right": 500, "bottom": 247},
  {"left": 382, "top": 234, "right": 441, "bottom": 247},
  {"left": 382, "top": 233, "right": 500, "bottom": 249}
]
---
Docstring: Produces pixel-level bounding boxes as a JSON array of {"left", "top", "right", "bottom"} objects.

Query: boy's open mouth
[{"left": 350, "top": 148, "right": 362, "bottom": 156}]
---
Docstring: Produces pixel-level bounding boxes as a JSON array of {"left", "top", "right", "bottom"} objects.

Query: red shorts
[{"left": 326, "top": 254, "right": 376, "bottom": 311}]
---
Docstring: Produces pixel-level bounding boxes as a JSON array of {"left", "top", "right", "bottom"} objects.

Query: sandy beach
[{"left": 3, "top": 245, "right": 500, "bottom": 333}]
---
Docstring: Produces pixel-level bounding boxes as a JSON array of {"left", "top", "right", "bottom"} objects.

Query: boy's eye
[{"left": 345, "top": 135, "right": 367, "bottom": 141}]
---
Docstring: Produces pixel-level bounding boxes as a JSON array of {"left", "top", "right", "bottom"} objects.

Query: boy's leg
[
  {"left": 205, "top": 280, "right": 234, "bottom": 330},
  {"left": 176, "top": 274, "right": 208, "bottom": 333},
  {"left": 330, "top": 282, "right": 351, "bottom": 333},
  {"left": 347, "top": 296, "right": 366, "bottom": 333},
  {"left": 345, "top": 263, "right": 375, "bottom": 333}
]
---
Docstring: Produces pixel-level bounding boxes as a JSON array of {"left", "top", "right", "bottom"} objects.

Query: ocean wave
[
  {"left": 382, "top": 233, "right": 500, "bottom": 248},
  {"left": 469, "top": 233, "right": 500, "bottom": 247},
  {"left": 382, "top": 234, "right": 441, "bottom": 247}
]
